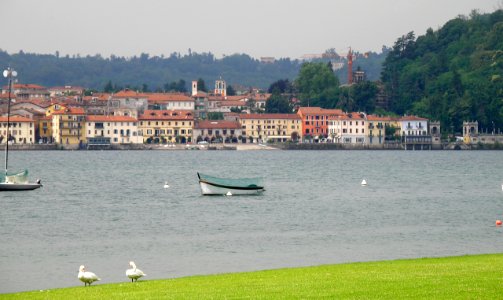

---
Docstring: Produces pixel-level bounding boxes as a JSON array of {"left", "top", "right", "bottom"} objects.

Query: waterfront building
[
  {"left": 51, "top": 107, "right": 86, "bottom": 145},
  {"left": 86, "top": 115, "right": 142, "bottom": 144},
  {"left": 398, "top": 115, "right": 431, "bottom": 150},
  {"left": 138, "top": 110, "right": 193, "bottom": 144},
  {"left": 430, "top": 121, "right": 442, "bottom": 149},
  {"left": 193, "top": 120, "right": 242, "bottom": 143},
  {"left": 366, "top": 115, "right": 387, "bottom": 145},
  {"left": 0, "top": 116, "right": 35, "bottom": 144},
  {"left": 328, "top": 112, "right": 367, "bottom": 144},
  {"left": 366, "top": 115, "right": 402, "bottom": 146},
  {"left": 240, "top": 113, "right": 302, "bottom": 143},
  {"left": 463, "top": 121, "right": 503, "bottom": 145},
  {"left": 297, "top": 107, "right": 344, "bottom": 142},
  {"left": 38, "top": 115, "right": 53, "bottom": 143}
]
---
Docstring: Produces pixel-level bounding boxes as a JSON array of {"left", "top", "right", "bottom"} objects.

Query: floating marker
[{"left": 496, "top": 220, "right": 502, "bottom": 226}]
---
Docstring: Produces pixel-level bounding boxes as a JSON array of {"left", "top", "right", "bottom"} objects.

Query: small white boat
[
  {"left": 198, "top": 172, "right": 264, "bottom": 195},
  {"left": 0, "top": 171, "right": 42, "bottom": 191},
  {"left": 1, "top": 68, "right": 42, "bottom": 192},
  {"left": 361, "top": 179, "right": 367, "bottom": 186}
]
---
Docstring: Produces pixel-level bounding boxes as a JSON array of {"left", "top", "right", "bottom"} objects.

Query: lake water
[{"left": 1, "top": 150, "right": 503, "bottom": 293}]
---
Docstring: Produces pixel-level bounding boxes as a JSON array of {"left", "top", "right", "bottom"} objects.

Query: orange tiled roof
[
  {"left": 0, "top": 116, "right": 34, "bottom": 122},
  {"left": 138, "top": 110, "right": 194, "bottom": 121},
  {"left": 347, "top": 112, "right": 366, "bottom": 120},
  {"left": 145, "top": 93, "right": 193, "bottom": 102},
  {"left": 51, "top": 107, "right": 85, "bottom": 115},
  {"left": 195, "top": 120, "right": 241, "bottom": 129},
  {"left": 251, "top": 93, "right": 271, "bottom": 100},
  {"left": 225, "top": 95, "right": 248, "bottom": 101},
  {"left": 399, "top": 115, "right": 428, "bottom": 121},
  {"left": 82, "top": 93, "right": 111, "bottom": 102},
  {"left": 192, "top": 92, "right": 208, "bottom": 97},
  {"left": 113, "top": 90, "right": 146, "bottom": 98},
  {"left": 367, "top": 115, "right": 397, "bottom": 122},
  {"left": 297, "top": 107, "right": 344, "bottom": 116},
  {"left": 11, "top": 83, "right": 46, "bottom": 90},
  {"left": 87, "top": 115, "right": 138, "bottom": 122},
  {"left": 239, "top": 113, "right": 301, "bottom": 120}
]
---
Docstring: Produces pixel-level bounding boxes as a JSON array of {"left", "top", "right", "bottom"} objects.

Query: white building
[
  {"left": 86, "top": 115, "right": 142, "bottom": 144},
  {"left": 328, "top": 112, "right": 367, "bottom": 144}
]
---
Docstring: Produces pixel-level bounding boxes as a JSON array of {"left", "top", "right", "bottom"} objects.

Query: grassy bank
[{"left": 2, "top": 254, "right": 502, "bottom": 299}]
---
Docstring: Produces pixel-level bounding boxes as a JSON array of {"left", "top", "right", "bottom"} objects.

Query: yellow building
[
  {"left": 138, "top": 110, "right": 194, "bottom": 144},
  {"left": 86, "top": 115, "right": 142, "bottom": 144},
  {"left": 0, "top": 116, "right": 35, "bottom": 144},
  {"left": 52, "top": 107, "right": 86, "bottom": 145},
  {"left": 366, "top": 115, "right": 400, "bottom": 145},
  {"left": 239, "top": 113, "right": 302, "bottom": 143},
  {"left": 38, "top": 115, "right": 53, "bottom": 143},
  {"left": 45, "top": 102, "right": 68, "bottom": 116}
]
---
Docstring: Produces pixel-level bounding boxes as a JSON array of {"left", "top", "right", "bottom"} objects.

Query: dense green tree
[
  {"left": 197, "top": 78, "right": 207, "bottom": 92},
  {"left": 265, "top": 90, "right": 291, "bottom": 113},
  {"left": 294, "top": 62, "right": 340, "bottom": 108},
  {"left": 226, "top": 85, "right": 236, "bottom": 96},
  {"left": 207, "top": 112, "right": 224, "bottom": 120},
  {"left": 352, "top": 81, "right": 378, "bottom": 113},
  {"left": 267, "top": 79, "right": 293, "bottom": 93},
  {"left": 381, "top": 9, "right": 503, "bottom": 131},
  {"left": 104, "top": 80, "right": 113, "bottom": 93}
]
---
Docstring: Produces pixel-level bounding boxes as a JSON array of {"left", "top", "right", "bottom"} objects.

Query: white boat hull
[
  {"left": 199, "top": 181, "right": 264, "bottom": 195},
  {"left": 0, "top": 182, "right": 42, "bottom": 191}
]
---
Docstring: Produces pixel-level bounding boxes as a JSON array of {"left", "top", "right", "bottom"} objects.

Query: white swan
[
  {"left": 164, "top": 181, "right": 170, "bottom": 188},
  {"left": 126, "top": 261, "right": 146, "bottom": 282},
  {"left": 78, "top": 265, "right": 100, "bottom": 286}
]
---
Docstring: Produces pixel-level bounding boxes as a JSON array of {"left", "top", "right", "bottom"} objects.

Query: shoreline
[
  {"left": 2, "top": 253, "right": 502, "bottom": 297},
  {"left": 1, "top": 142, "right": 501, "bottom": 151}
]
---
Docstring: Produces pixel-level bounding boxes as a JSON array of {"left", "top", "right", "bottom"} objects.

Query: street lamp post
[{"left": 3, "top": 67, "right": 17, "bottom": 177}]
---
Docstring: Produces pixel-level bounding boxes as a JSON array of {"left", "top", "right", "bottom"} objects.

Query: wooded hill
[
  {"left": 381, "top": 9, "right": 503, "bottom": 132},
  {"left": 0, "top": 48, "right": 385, "bottom": 92}
]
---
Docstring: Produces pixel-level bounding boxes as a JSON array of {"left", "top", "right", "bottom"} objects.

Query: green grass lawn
[{"left": 2, "top": 254, "right": 502, "bottom": 299}]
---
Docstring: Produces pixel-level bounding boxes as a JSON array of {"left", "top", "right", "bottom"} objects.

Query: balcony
[{"left": 59, "top": 124, "right": 82, "bottom": 129}]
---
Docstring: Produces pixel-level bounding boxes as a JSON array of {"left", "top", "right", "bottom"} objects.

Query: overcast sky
[{"left": 0, "top": 0, "right": 499, "bottom": 59}]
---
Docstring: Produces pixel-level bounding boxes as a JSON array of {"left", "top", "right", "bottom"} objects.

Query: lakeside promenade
[{"left": 0, "top": 142, "right": 500, "bottom": 151}]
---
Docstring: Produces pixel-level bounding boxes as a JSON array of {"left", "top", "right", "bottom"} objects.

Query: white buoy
[
  {"left": 226, "top": 191, "right": 232, "bottom": 196},
  {"left": 163, "top": 181, "right": 170, "bottom": 189},
  {"left": 361, "top": 179, "right": 367, "bottom": 186}
]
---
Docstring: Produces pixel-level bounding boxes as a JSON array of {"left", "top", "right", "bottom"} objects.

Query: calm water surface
[{"left": 1, "top": 150, "right": 503, "bottom": 293}]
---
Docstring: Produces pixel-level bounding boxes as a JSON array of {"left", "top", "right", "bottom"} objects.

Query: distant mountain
[
  {"left": 381, "top": 9, "right": 503, "bottom": 132},
  {"left": 0, "top": 48, "right": 386, "bottom": 91}
]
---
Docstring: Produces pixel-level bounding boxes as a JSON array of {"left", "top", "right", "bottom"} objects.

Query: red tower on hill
[{"left": 347, "top": 47, "right": 353, "bottom": 84}]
